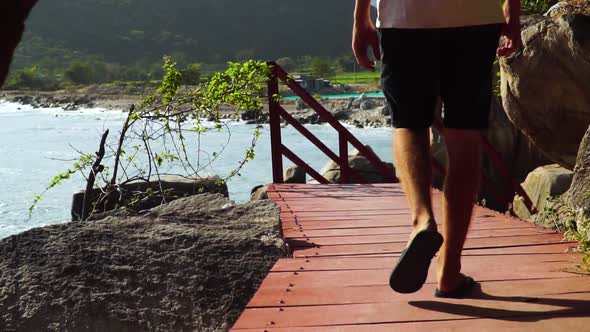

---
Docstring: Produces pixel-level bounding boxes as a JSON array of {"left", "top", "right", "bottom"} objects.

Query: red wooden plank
[
  {"left": 232, "top": 315, "right": 590, "bottom": 332},
  {"left": 283, "top": 225, "right": 554, "bottom": 239},
  {"left": 270, "top": 253, "right": 579, "bottom": 272},
  {"left": 332, "top": 243, "right": 577, "bottom": 258},
  {"left": 248, "top": 277, "right": 590, "bottom": 307},
  {"left": 231, "top": 184, "right": 588, "bottom": 332},
  {"left": 258, "top": 267, "right": 581, "bottom": 290},
  {"left": 279, "top": 212, "right": 527, "bottom": 223},
  {"left": 293, "top": 234, "right": 571, "bottom": 258},
  {"left": 281, "top": 210, "right": 415, "bottom": 218},
  {"left": 286, "top": 228, "right": 558, "bottom": 247},
  {"left": 281, "top": 216, "right": 533, "bottom": 229},
  {"left": 232, "top": 292, "right": 590, "bottom": 329}
]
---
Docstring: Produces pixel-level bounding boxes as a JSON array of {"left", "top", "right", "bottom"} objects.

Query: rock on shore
[{"left": 0, "top": 194, "right": 286, "bottom": 332}]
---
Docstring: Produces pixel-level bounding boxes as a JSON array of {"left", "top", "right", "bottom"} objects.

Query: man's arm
[
  {"left": 497, "top": 0, "right": 522, "bottom": 56},
  {"left": 352, "top": 0, "right": 381, "bottom": 71},
  {"left": 0, "top": 0, "right": 38, "bottom": 86}
]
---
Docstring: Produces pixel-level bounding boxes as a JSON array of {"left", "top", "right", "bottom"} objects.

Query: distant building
[{"left": 293, "top": 74, "right": 331, "bottom": 91}]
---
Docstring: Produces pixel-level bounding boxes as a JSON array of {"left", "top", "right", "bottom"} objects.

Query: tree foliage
[
  {"left": 308, "top": 57, "right": 335, "bottom": 78},
  {"left": 22, "top": 0, "right": 366, "bottom": 65},
  {"left": 4, "top": 66, "right": 57, "bottom": 90},
  {"left": 64, "top": 60, "right": 110, "bottom": 85},
  {"left": 276, "top": 57, "right": 296, "bottom": 72},
  {"left": 334, "top": 54, "right": 356, "bottom": 73},
  {"left": 30, "top": 58, "right": 270, "bottom": 219},
  {"left": 521, "top": 0, "right": 557, "bottom": 14},
  {"left": 181, "top": 63, "right": 201, "bottom": 85}
]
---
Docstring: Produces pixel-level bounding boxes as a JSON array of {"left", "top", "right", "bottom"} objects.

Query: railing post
[
  {"left": 339, "top": 134, "right": 350, "bottom": 184},
  {"left": 268, "top": 63, "right": 284, "bottom": 183}
]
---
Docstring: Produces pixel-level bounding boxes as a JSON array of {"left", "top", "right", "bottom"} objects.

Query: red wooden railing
[
  {"left": 267, "top": 62, "right": 397, "bottom": 184},
  {"left": 266, "top": 61, "right": 536, "bottom": 215}
]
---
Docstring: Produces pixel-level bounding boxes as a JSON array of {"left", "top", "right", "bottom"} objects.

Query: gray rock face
[
  {"left": 565, "top": 125, "right": 590, "bottom": 215},
  {"left": 250, "top": 185, "right": 270, "bottom": 201},
  {"left": 0, "top": 194, "right": 285, "bottom": 332},
  {"left": 71, "top": 176, "right": 228, "bottom": 221},
  {"left": 513, "top": 164, "right": 574, "bottom": 221},
  {"left": 284, "top": 166, "right": 306, "bottom": 183},
  {"left": 360, "top": 99, "right": 376, "bottom": 110},
  {"left": 500, "top": 13, "right": 590, "bottom": 170},
  {"left": 320, "top": 146, "right": 396, "bottom": 184},
  {"left": 296, "top": 98, "right": 308, "bottom": 110},
  {"left": 351, "top": 93, "right": 367, "bottom": 108}
]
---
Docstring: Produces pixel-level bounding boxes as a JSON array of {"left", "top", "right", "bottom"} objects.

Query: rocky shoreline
[
  {"left": 0, "top": 88, "right": 392, "bottom": 128},
  {"left": 0, "top": 193, "right": 286, "bottom": 332},
  {"left": 1, "top": 88, "right": 142, "bottom": 112}
]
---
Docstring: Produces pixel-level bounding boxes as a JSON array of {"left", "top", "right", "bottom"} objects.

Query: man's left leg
[
  {"left": 437, "top": 129, "right": 481, "bottom": 293},
  {"left": 433, "top": 23, "right": 502, "bottom": 297}
]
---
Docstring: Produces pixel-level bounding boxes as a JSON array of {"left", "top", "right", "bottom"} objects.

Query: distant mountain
[{"left": 19, "top": 0, "right": 376, "bottom": 65}]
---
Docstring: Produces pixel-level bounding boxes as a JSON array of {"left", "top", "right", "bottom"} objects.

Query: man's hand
[
  {"left": 497, "top": 0, "right": 522, "bottom": 56},
  {"left": 352, "top": 0, "right": 381, "bottom": 71},
  {"left": 352, "top": 20, "right": 381, "bottom": 71}
]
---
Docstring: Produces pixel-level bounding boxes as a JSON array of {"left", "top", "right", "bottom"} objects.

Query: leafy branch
[{"left": 30, "top": 57, "right": 269, "bottom": 220}]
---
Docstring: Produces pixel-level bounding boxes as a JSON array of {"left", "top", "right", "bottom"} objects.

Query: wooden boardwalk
[{"left": 231, "top": 184, "right": 590, "bottom": 331}]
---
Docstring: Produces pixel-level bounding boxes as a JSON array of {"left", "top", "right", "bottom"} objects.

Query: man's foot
[
  {"left": 389, "top": 229, "right": 443, "bottom": 294},
  {"left": 407, "top": 219, "right": 438, "bottom": 247},
  {"left": 434, "top": 274, "right": 477, "bottom": 298}
]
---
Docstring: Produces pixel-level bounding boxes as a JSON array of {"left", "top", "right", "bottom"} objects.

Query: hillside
[{"left": 16, "top": 0, "right": 375, "bottom": 67}]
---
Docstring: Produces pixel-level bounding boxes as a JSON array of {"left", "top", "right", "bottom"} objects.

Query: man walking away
[{"left": 352, "top": 0, "right": 521, "bottom": 297}]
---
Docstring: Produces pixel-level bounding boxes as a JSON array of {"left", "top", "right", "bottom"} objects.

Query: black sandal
[
  {"left": 434, "top": 274, "right": 477, "bottom": 298},
  {"left": 389, "top": 230, "right": 444, "bottom": 294}
]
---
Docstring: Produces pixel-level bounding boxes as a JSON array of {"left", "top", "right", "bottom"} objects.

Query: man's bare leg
[
  {"left": 394, "top": 128, "right": 438, "bottom": 242},
  {"left": 437, "top": 129, "right": 481, "bottom": 292}
]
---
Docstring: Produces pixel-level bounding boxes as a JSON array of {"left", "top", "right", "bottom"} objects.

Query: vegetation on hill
[
  {"left": 19, "top": 0, "right": 364, "bottom": 65},
  {"left": 5, "top": 0, "right": 573, "bottom": 91}
]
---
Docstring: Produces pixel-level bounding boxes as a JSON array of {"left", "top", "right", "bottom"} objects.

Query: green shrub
[
  {"left": 522, "top": 0, "right": 557, "bottom": 15},
  {"left": 308, "top": 57, "right": 335, "bottom": 79},
  {"left": 5, "top": 66, "right": 59, "bottom": 90},
  {"left": 181, "top": 63, "right": 202, "bottom": 85}
]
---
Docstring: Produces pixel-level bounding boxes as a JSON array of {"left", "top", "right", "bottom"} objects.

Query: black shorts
[{"left": 380, "top": 24, "right": 502, "bottom": 129}]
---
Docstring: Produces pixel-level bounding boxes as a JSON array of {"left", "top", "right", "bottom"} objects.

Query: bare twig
[
  {"left": 81, "top": 129, "right": 109, "bottom": 221},
  {"left": 111, "top": 104, "right": 136, "bottom": 185}
]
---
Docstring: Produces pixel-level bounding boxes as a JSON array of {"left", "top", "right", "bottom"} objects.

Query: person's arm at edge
[
  {"left": 0, "top": 0, "right": 38, "bottom": 86},
  {"left": 497, "top": 0, "right": 522, "bottom": 56},
  {"left": 352, "top": 0, "right": 381, "bottom": 71}
]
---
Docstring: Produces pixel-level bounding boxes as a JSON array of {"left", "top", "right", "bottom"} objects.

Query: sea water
[{"left": 0, "top": 101, "right": 393, "bottom": 239}]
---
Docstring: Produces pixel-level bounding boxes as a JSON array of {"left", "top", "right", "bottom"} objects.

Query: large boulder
[
  {"left": 564, "top": 124, "right": 590, "bottom": 235},
  {"left": 0, "top": 194, "right": 285, "bottom": 332},
  {"left": 284, "top": 165, "right": 306, "bottom": 184},
  {"left": 500, "top": 12, "right": 590, "bottom": 170},
  {"left": 513, "top": 164, "right": 574, "bottom": 221},
  {"left": 71, "top": 175, "right": 228, "bottom": 221},
  {"left": 565, "top": 125, "right": 590, "bottom": 215},
  {"left": 320, "top": 146, "right": 396, "bottom": 183},
  {"left": 532, "top": 125, "right": 590, "bottom": 234},
  {"left": 250, "top": 184, "right": 270, "bottom": 201}
]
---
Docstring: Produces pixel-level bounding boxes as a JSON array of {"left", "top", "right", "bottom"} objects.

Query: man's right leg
[
  {"left": 381, "top": 28, "right": 444, "bottom": 294},
  {"left": 394, "top": 128, "right": 437, "bottom": 242},
  {"left": 380, "top": 28, "right": 440, "bottom": 240}
]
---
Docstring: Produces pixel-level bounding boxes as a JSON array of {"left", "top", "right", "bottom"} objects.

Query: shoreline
[{"left": 0, "top": 88, "right": 393, "bottom": 128}]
